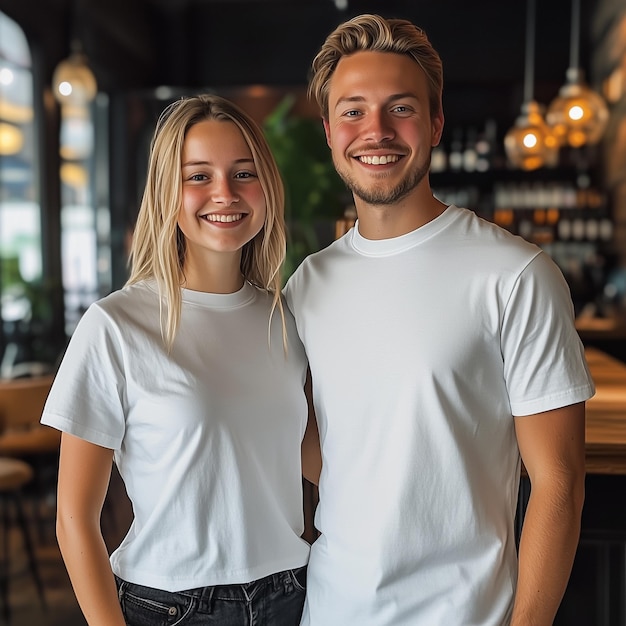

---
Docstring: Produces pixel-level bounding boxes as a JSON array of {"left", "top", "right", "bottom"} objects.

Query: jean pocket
[
  {"left": 289, "top": 566, "right": 307, "bottom": 593},
  {"left": 119, "top": 582, "right": 196, "bottom": 626}
]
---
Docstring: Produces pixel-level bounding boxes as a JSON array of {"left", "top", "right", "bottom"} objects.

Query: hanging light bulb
[
  {"left": 546, "top": 0, "right": 608, "bottom": 147},
  {"left": 52, "top": 39, "right": 97, "bottom": 105},
  {"left": 505, "top": 101, "right": 559, "bottom": 171},
  {"left": 504, "top": 0, "right": 558, "bottom": 170},
  {"left": 547, "top": 69, "right": 609, "bottom": 147}
]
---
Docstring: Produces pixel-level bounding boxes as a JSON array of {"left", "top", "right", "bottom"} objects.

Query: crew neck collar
[
  {"left": 350, "top": 205, "right": 456, "bottom": 257},
  {"left": 144, "top": 279, "right": 257, "bottom": 309},
  {"left": 181, "top": 281, "right": 256, "bottom": 308}
]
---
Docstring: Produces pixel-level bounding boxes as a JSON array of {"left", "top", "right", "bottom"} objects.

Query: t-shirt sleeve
[
  {"left": 501, "top": 251, "right": 595, "bottom": 416},
  {"left": 282, "top": 273, "right": 297, "bottom": 316},
  {"left": 40, "top": 303, "right": 126, "bottom": 449}
]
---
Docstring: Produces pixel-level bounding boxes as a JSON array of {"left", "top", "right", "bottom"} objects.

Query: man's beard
[{"left": 333, "top": 153, "right": 431, "bottom": 206}]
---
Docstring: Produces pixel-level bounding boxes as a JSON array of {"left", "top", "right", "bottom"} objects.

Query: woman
[{"left": 41, "top": 94, "right": 311, "bottom": 625}]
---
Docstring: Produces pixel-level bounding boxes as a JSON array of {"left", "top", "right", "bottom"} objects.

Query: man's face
[{"left": 323, "top": 51, "right": 443, "bottom": 207}]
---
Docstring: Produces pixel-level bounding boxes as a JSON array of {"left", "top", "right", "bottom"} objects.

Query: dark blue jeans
[{"left": 115, "top": 567, "right": 306, "bottom": 626}]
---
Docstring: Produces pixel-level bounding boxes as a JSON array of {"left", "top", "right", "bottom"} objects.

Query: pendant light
[
  {"left": 51, "top": 1, "right": 97, "bottom": 106},
  {"left": 504, "top": 0, "right": 559, "bottom": 170},
  {"left": 52, "top": 40, "right": 97, "bottom": 105},
  {"left": 546, "top": 0, "right": 608, "bottom": 147}
]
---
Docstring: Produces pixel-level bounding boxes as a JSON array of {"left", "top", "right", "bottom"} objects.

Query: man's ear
[
  {"left": 432, "top": 110, "right": 445, "bottom": 147},
  {"left": 322, "top": 117, "right": 332, "bottom": 149}
]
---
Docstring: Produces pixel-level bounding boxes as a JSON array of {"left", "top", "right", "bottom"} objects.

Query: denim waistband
[
  {"left": 187, "top": 567, "right": 304, "bottom": 603},
  {"left": 116, "top": 565, "right": 306, "bottom": 613}
]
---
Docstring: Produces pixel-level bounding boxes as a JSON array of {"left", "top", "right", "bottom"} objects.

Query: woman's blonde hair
[
  {"left": 127, "top": 94, "right": 287, "bottom": 350},
  {"left": 309, "top": 14, "right": 443, "bottom": 120}
]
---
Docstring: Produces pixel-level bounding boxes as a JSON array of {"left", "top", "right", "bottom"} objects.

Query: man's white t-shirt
[
  {"left": 285, "top": 206, "right": 594, "bottom": 625},
  {"left": 42, "top": 280, "right": 310, "bottom": 592}
]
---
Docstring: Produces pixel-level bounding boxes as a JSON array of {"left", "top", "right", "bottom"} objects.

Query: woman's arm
[{"left": 56, "top": 432, "right": 127, "bottom": 626}]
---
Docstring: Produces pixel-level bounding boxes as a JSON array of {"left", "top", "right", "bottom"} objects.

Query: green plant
[
  {"left": 1, "top": 271, "right": 62, "bottom": 368},
  {"left": 263, "top": 95, "right": 347, "bottom": 279}
]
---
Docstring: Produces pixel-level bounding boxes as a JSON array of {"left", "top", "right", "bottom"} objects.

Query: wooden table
[
  {"left": 516, "top": 349, "right": 626, "bottom": 624},
  {"left": 584, "top": 347, "right": 626, "bottom": 474},
  {"left": 565, "top": 348, "right": 626, "bottom": 626},
  {"left": 517, "top": 345, "right": 626, "bottom": 511}
]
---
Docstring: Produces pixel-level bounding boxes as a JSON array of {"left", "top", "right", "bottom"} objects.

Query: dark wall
[{"left": 0, "top": 0, "right": 598, "bottom": 97}]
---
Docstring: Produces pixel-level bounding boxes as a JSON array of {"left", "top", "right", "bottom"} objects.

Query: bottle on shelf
[
  {"left": 475, "top": 119, "right": 497, "bottom": 172},
  {"left": 462, "top": 127, "right": 478, "bottom": 172}
]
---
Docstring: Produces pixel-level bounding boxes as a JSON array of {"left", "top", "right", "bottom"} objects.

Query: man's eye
[
  {"left": 392, "top": 105, "right": 411, "bottom": 114},
  {"left": 344, "top": 110, "right": 361, "bottom": 117}
]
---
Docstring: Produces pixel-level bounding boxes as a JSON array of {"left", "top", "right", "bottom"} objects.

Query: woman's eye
[
  {"left": 188, "top": 173, "right": 207, "bottom": 182},
  {"left": 235, "top": 171, "right": 256, "bottom": 180}
]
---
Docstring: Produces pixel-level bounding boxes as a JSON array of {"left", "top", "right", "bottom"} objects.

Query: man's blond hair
[{"left": 309, "top": 14, "right": 443, "bottom": 120}]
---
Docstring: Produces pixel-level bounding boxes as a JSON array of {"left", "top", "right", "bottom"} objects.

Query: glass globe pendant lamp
[
  {"left": 505, "top": 101, "right": 559, "bottom": 171},
  {"left": 52, "top": 39, "right": 97, "bottom": 106},
  {"left": 546, "top": 0, "right": 608, "bottom": 147},
  {"left": 504, "top": 0, "right": 558, "bottom": 170}
]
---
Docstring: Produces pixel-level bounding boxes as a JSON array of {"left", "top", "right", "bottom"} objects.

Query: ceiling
[{"left": 0, "top": 0, "right": 617, "bottom": 129}]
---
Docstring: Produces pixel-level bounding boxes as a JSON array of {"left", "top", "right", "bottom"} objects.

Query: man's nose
[{"left": 363, "top": 111, "right": 395, "bottom": 143}]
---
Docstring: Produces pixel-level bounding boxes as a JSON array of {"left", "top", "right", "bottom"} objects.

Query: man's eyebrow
[
  {"left": 387, "top": 92, "right": 419, "bottom": 102},
  {"left": 333, "top": 93, "right": 418, "bottom": 111},
  {"left": 334, "top": 95, "right": 365, "bottom": 109}
]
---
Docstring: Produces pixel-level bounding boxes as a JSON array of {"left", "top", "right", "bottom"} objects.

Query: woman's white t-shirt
[{"left": 42, "top": 280, "right": 310, "bottom": 591}]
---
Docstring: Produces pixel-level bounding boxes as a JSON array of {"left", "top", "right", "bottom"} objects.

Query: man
[{"left": 285, "top": 13, "right": 595, "bottom": 626}]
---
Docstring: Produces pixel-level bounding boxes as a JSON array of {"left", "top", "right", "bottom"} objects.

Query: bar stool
[{"left": 0, "top": 457, "right": 46, "bottom": 624}]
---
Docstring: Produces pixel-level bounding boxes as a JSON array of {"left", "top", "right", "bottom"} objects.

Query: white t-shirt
[
  {"left": 42, "top": 280, "right": 310, "bottom": 592},
  {"left": 284, "top": 206, "right": 594, "bottom": 626}
]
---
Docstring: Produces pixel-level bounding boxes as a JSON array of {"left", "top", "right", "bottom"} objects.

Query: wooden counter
[
  {"left": 555, "top": 349, "right": 626, "bottom": 625},
  {"left": 584, "top": 347, "right": 626, "bottom": 474}
]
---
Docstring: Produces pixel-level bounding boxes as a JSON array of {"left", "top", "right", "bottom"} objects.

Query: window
[
  {"left": 0, "top": 11, "right": 44, "bottom": 374},
  {"left": 59, "top": 96, "right": 110, "bottom": 333}
]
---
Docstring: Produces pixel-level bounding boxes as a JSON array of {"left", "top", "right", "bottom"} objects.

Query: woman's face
[{"left": 178, "top": 119, "right": 266, "bottom": 267}]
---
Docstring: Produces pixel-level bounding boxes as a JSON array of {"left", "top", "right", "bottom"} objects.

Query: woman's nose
[{"left": 210, "top": 177, "right": 239, "bottom": 205}]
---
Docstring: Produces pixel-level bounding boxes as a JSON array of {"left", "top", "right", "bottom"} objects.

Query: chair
[
  {"left": 0, "top": 375, "right": 123, "bottom": 546},
  {"left": 0, "top": 376, "right": 59, "bottom": 542},
  {"left": 0, "top": 457, "right": 46, "bottom": 624}
]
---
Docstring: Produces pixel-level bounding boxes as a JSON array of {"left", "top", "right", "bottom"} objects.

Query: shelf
[{"left": 430, "top": 166, "right": 589, "bottom": 187}]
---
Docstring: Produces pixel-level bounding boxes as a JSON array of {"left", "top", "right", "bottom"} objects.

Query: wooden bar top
[{"left": 584, "top": 347, "right": 626, "bottom": 474}]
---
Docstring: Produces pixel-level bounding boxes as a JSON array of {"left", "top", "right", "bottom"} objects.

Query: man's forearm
[{"left": 510, "top": 480, "right": 584, "bottom": 626}]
